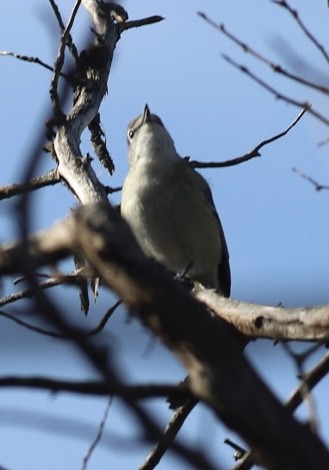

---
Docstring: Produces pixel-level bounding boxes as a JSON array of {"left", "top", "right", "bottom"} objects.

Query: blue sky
[{"left": 0, "top": 1, "right": 329, "bottom": 469}]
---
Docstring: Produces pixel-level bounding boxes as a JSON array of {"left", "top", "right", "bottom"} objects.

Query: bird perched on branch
[{"left": 121, "top": 105, "right": 231, "bottom": 296}]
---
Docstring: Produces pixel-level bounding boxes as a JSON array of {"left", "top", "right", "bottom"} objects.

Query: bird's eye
[{"left": 128, "top": 129, "right": 134, "bottom": 140}]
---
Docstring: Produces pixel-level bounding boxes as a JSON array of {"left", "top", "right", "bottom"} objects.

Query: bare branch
[
  {"left": 1, "top": 202, "right": 329, "bottom": 468},
  {"left": 0, "top": 376, "right": 185, "bottom": 399},
  {"left": 197, "top": 13, "right": 329, "bottom": 96},
  {"left": 140, "top": 398, "right": 197, "bottom": 470},
  {"left": 287, "top": 351, "right": 329, "bottom": 412},
  {"left": 0, "top": 298, "right": 120, "bottom": 339},
  {"left": 3, "top": 1, "right": 329, "bottom": 465},
  {"left": 273, "top": 0, "right": 329, "bottom": 64},
  {"left": 0, "top": 51, "right": 70, "bottom": 79},
  {"left": 50, "top": 0, "right": 82, "bottom": 111},
  {"left": 52, "top": 0, "right": 122, "bottom": 204},
  {"left": 292, "top": 167, "right": 329, "bottom": 191},
  {"left": 198, "top": 10, "right": 329, "bottom": 130},
  {"left": 0, "top": 271, "right": 89, "bottom": 308},
  {"left": 2, "top": 217, "right": 329, "bottom": 343},
  {"left": 0, "top": 309, "right": 66, "bottom": 338},
  {"left": 234, "top": 351, "right": 329, "bottom": 470},
  {"left": 48, "top": 0, "right": 79, "bottom": 61},
  {"left": 3, "top": 376, "right": 214, "bottom": 468},
  {"left": 48, "top": 0, "right": 66, "bottom": 29},
  {"left": 0, "top": 170, "right": 60, "bottom": 200},
  {"left": 60, "top": 203, "right": 329, "bottom": 468},
  {"left": 221, "top": 54, "right": 329, "bottom": 127},
  {"left": 82, "top": 398, "right": 111, "bottom": 470},
  {"left": 86, "top": 300, "right": 121, "bottom": 336},
  {"left": 190, "top": 107, "right": 308, "bottom": 169},
  {"left": 194, "top": 284, "right": 329, "bottom": 342},
  {"left": 282, "top": 343, "right": 320, "bottom": 432},
  {"left": 50, "top": 6, "right": 164, "bottom": 205},
  {"left": 1, "top": 5, "right": 224, "bottom": 468}
]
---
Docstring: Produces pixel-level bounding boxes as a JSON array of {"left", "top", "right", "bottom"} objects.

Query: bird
[{"left": 120, "top": 104, "right": 231, "bottom": 296}]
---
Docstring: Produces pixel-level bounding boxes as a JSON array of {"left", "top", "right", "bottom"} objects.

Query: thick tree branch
[
  {"left": 3, "top": 2, "right": 329, "bottom": 468},
  {"left": 52, "top": 0, "right": 111, "bottom": 204},
  {"left": 233, "top": 351, "right": 329, "bottom": 470},
  {"left": 1, "top": 217, "right": 329, "bottom": 343},
  {"left": 140, "top": 398, "right": 197, "bottom": 470},
  {"left": 194, "top": 285, "right": 329, "bottom": 342},
  {"left": 0, "top": 202, "right": 328, "bottom": 469},
  {"left": 52, "top": 2, "right": 163, "bottom": 205}
]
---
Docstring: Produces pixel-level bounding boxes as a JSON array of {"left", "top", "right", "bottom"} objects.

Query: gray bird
[{"left": 121, "top": 105, "right": 231, "bottom": 296}]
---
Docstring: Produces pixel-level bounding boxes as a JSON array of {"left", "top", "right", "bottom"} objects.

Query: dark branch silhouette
[{"left": 190, "top": 107, "right": 309, "bottom": 169}]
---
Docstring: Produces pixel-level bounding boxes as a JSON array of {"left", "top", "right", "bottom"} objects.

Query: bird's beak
[{"left": 143, "top": 104, "right": 151, "bottom": 124}]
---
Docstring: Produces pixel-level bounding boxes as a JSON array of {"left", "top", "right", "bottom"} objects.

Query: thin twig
[
  {"left": 0, "top": 309, "right": 65, "bottom": 338},
  {"left": 48, "top": 0, "right": 79, "bottom": 61},
  {"left": 282, "top": 343, "right": 320, "bottom": 432},
  {"left": 140, "top": 398, "right": 197, "bottom": 470},
  {"left": 0, "top": 51, "right": 70, "bottom": 80},
  {"left": 221, "top": 54, "right": 329, "bottom": 127},
  {"left": 49, "top": 0, "right": 66, "bottom": 29},
  {"left": 0, "top": 300, "right": 121, "bottom": 339},
  {"left": 198, "top": 10, "right": 329, "bottom": 128},
  {"left": 0, "top": 169, "right": 60, "bottom": 200},
  {"left": 286, "top": 351, "right": 329, "bottom": 412},
  {"left": 292, "top": 167, "right": 329, "bottom": 191},
  {"left": 197, "top": 14, "right": 329, "bottom": 96},
  {"left": 190, "top": 107, "right": 309, "bottom": 169},
  {"left": 0, "top": 273, "right": 86, "bottom": 308},
  {"left": 0, "top": 280, "right": 63, "bottom": 308},
  {"left": 87, "top": 300, "right": 121, "bottom": 336},
  {"left": 50, "top": 0, "right": 82, "bottom": 112},
  {"left": 318, "top": 137, "right": 329, "bottom": 147},
  {"left": 273, "top": 0, "right": 329, "bottom": 64},
  {"left": 82, "top": 398, "right": 112, "bottom": 470}
]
